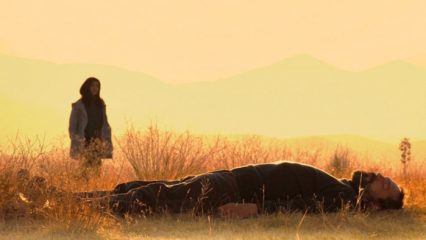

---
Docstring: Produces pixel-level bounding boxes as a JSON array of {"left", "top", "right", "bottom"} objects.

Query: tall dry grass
[{"left": 0, "top": 125, "right": 425, "bottom": 235}]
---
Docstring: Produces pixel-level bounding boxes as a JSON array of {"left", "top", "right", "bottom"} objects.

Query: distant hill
[
  {"left": 173, "top": 55, "right": 426, "bottom": 141},
  {"left": 0, "top": 94, "right": 62, "bottom": 145},
  {"left": 0, "top": 53, "right": 174, "bottom": 141},
  {"left": 1, "top": 53, "right": 425, "bottom": 144}
]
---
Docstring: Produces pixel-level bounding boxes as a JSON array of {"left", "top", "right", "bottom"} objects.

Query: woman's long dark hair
[{"left": 80, "top": 77, "right": 105, "bottom": 108}]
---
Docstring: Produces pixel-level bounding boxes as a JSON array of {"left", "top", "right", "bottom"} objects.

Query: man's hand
[{"left": 217, "top": 203, "right": 258, "bottom": 218}]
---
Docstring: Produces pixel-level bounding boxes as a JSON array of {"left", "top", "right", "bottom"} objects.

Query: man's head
[{"left": 355, "top": 171, "right": 405, "bottom": 210}]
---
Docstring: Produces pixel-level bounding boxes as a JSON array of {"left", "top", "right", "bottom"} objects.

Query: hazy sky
[{"left": 1, "top": 0, "right": 426, "bottom": 83}]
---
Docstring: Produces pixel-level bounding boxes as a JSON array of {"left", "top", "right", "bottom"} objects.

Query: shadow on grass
[
  {"left": 117, "top": 207, "right": 426, "bottom": 240},
  {"left": 0, "top": 208, "right": 425, "bottom": 240}
]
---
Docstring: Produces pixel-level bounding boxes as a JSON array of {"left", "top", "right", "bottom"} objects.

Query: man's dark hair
[{"left": 79, "top": 77, "right": 105, "bottom": 108}]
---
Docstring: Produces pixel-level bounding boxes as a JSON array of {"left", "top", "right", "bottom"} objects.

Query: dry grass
[{"left": 0, "top": 125, "right": 425, "bottom": 239}]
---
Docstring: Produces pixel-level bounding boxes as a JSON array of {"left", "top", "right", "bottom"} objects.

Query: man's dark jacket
[{"left": 107, "top": 161, "right": 360, "bottom": 216}]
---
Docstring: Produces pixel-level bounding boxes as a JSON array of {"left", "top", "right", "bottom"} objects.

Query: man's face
[{"left": 365, "top": 173, "right": 401, "bottom": 203}]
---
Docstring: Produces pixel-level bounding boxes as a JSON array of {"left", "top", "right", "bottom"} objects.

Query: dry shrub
[
  {"left": 209, "top": 136, "right": 293, "bottom": 170},
  {"left": 326, "top": 146, "right": 360, "bottom": 178},
  {"left": 0, "top": 135, "right": 118, "bottom": 232},
  {"left": 117, "top": 124, "right": 222, "bottom": 180},
  {"left": 118, "top": 128, "right": 295, "bottom": 177}
]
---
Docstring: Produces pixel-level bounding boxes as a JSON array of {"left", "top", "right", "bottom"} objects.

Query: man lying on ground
[
  {"left": 16, "top": 161, "right": 405, "bottom": 218},
  {"left": 90, "top": 160, "right": 405, "bottom": 217}
]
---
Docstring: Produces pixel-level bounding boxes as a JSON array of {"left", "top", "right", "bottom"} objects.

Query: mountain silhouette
[{"left": 1, "top": 53, "right": 425, "bottom": 144}]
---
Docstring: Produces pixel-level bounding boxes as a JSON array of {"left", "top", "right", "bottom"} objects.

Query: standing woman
[{"left": 69, "top": 77, "right": 113, "bottom": 173}]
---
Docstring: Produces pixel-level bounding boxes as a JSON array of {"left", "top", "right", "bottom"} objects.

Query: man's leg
[
  {"left": 74, "top": 190, "right": 111, "bottom": 199},
  {"left": 112, "top": 175, "right": 196, "bottom": 194},
  {"left": 109, "top": 171, "right": 239, "bottom": 216}
]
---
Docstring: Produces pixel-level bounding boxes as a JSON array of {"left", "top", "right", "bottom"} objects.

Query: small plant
[{"left": 399, "top": 137, "right": 411, "bottom": 181}]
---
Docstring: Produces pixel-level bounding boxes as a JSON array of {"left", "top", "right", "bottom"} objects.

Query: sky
[
  {"left": 1, "top": 0, "right": 425, "bottom": 146},
  {"left": 1, "top": 0, "right": 426, "bottom": 83}
]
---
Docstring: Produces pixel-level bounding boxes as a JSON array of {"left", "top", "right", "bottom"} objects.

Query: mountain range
[{"left": 0, "top": 53, "right": 425, "bottom": 158}]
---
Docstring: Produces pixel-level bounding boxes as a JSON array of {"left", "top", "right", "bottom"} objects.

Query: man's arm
[
  {"left": 262, "top": 190, "right": 356, "bottom": 214},
  {"left": 217, "top": 203, "right": 258, "bottom": 218}
]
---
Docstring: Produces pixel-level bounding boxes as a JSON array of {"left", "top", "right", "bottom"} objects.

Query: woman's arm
[{"left": 68, "top": 104, "right": 80, "bottom": 140}]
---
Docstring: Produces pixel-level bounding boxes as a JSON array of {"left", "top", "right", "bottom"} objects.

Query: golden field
[{"left": 0, "top": 126, "right": 425, "bottom": 240}]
